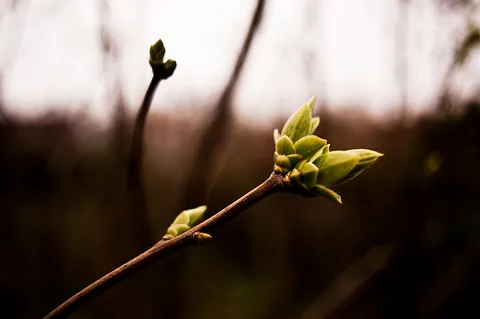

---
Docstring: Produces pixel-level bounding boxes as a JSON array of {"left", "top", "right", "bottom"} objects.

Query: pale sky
[{"left": 0, "top": 0, "right": 479, "bottom": 124}]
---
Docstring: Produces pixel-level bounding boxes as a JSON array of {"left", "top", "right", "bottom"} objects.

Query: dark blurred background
[{"left": 1, "top": 0, "right": 480, "bottom": 318}]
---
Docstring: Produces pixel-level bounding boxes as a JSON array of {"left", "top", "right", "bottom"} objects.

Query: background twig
[
  {"left": 181, "top": 0, "right": 266, "bottom": 209},
  {"left": 127, "top": 74, "right": 162, "bottom": 250}
]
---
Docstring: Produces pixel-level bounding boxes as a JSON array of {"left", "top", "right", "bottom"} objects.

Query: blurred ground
[{"left": 1, "top": 100, "right": 479, "bottom": 318}]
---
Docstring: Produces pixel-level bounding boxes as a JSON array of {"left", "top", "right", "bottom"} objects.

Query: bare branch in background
[
  {"left": 302, "top": 245, "right": 392, "bottom": 319},
  {"left": 98, "top": 0, "right": 152, "bottom": 250},
  {"left": 396, "top": 0, "right": 410, "bottom": 121},
  {"left": 436, "top": 0, "right": 480, "bottom": 112},
  {"left": 417, "top": 241, "right": 480, "bottom": 318},
  {"left": 181, "top": 0, "right": 266, "bottom": 209}
]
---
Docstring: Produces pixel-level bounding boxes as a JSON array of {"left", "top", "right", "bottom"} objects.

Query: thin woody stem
[
  {"left": 43, "top": 172, "right": 284, "bottom": 319},
  {"left": 127, "top": 74, "right": 162, "bottom": 250}
]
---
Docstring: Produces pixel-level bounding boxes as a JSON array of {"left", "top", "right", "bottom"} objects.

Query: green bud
[
  {"left": 314, "top": 151, "right": 360, "bottom": 186},
  {"left": 310, "top": 116, "right": 320, "bottom": 134},
  {"left": 312, "top": 185, "right": 342, "bottom": 204},
  {"left": 289, "top": 168, "right": 301, "bottom": 183},
  {"left": 164, "top": 205, "right": 207, "bottom": 240},
  {"left": 148, "top": 38, "right": 177, "bottom": 79},
  {"left": 286, "top": 154, "right": 303, "bottom": 167},
  {"left": 281, "top": 102, "right": 312, "bottom": 142},
  {"left": 308, "top": 144, "right": 329, "bottom": 163},
  {"left": 273, "top": 129, "right": 281, "bottom": 143},
  {"left": 274, "top": 154, "right": 291, "bottom": 174},
  {"left": 335, "top": 149, "right": 383, "bottom": 185},
  {"left": 162, "top": 59, "right": 177, "bottom": 79},
  {"left": 149, "top": 39, "right": 166, "bottom": 65},
  {"left": 276, "top": 135, "right": 295, "bottom": 155},
  {"left": 346, "top": 149, "right": 383, "bottom": 171},
  {"left": 294, "top": 135, "right": 327, "bottom": 160},
  {"left": 323, "top": 144, "right": 330, "bottom": 154},
  {"left": 182, "top": 205, "right": 207, "bottom": 226},
  {"left": 193, "top": 232, "right": 212, "bottom": 243},
  {"left": 273, "top": 151, "right": 279, "bottom": 163},
  {"left": 296, "top": 161, "right": 319, "bottom": 188},
  {"left": 165, "top": 224, "right": 191, "bottom": 239},
  {"left": 307, "top": 95, "right": 316, "bottom": 112}
]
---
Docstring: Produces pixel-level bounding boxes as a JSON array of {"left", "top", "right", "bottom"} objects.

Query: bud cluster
[
  {"left": 274, "top": 97, "right": 383, "bottom": 203},
  {"left": 149, "top": 39, "right": 177, "bottom": 79}
]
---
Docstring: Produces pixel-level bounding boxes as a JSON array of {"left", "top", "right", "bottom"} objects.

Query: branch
[
  {"left": 42, "top": 172, "right": 284, "bottom": 319},
  {"left": 181, "top": 0, "right": 266, "bottom": 208},
  {"left": 126, "top": 74, "right": 162, "bottom": 250}
]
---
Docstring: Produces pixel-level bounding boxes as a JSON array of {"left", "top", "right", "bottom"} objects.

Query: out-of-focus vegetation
[{"left": 1, "top": 100, "right": 479, "bottom": 318}]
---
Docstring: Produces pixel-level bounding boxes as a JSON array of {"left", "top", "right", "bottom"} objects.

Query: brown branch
[
  {"left": 126, "top": 74, "right": 162, "bottom": 250},
  {"left": 42, "top": 172, "right": 284, "bottom": 319},
  {"left": 181, "top": 0, "right": 266, "bottom": 208}
]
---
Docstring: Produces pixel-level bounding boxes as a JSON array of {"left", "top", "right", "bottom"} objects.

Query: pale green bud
[
  {"left": 274, "top": 154, "right": 291, "bottom": 174},
  {"left": 276, "top": 135, "right": 295, "bottom": 155},
  {"left": 310, "top": 116, "right": 320, "bottom": 134},
  {"left": 165, "top": 224, "right": 191, "bottom": 239},
  {"left": 346, "top": 149, "right": 383, "bottom": 171},
  {"left": 307, "top": 95, "right": 316, "bottom": 112},
  {"left": 164, "top": 205, "right": 207, "bottom": 240},
  {"left": 335, "top": 149, "right": 383, "bottom": 185},
  {"left": 273, "top": 129, "right": 281, "bottom": 143},
  {"left": 294, "top": 135, "right": 327, "bottom": 161},
  {"left": 322, "top": 144, "right": 330, "bottom": 154},
  {"left": 181, "top": 205, "right": 207, "bottom": 226},
  {"left": 314, "top": 151, "right": 360, "bottom": 186},
  {"left": 289, "top": 168, "right": 301, "bottom": 183},
  {"left": 295, "top": 161, "right": 319, "bottom": 188},
  {"left": 286, "top": 154, "right": 303, "bottom": 167},
  {"left": 281, "top": 102, "right": 312, "bottom": 142},
  {"left": 308, "top": 144, "right": 329, "bottom": 163}
]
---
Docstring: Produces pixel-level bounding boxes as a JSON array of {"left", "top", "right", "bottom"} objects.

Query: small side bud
[
  {"left": 193, "top": 232, "right": 212, "bottom": 244},
  {"left": 164, "top": 205, "right": 207, "bottom": 239},
  {"left": 162, "top": 59, "right": 177, "bottom": 79}
]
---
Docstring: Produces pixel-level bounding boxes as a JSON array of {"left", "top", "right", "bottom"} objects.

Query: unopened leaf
[{"left": 294, "top": 136, "right": 327, "bottom": 160}]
